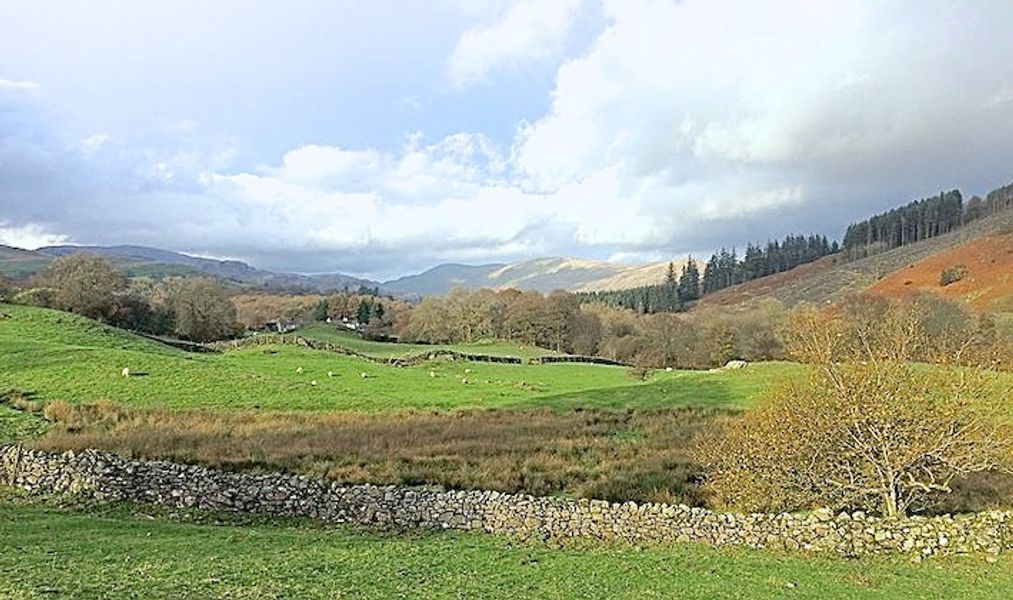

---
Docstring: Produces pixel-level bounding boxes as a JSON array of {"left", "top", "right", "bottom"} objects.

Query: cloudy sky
[{"left": 2, "top": 0, "right": 1013, "bottom": 280}]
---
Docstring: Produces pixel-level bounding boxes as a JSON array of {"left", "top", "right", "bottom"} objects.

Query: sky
[{"left": 2, "top": 0, "right": 1013, "bottom": 280}]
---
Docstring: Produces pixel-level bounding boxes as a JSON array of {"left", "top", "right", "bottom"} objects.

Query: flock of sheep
[{"left": 120, "top": 364, "right": 479, "bottom": 386}]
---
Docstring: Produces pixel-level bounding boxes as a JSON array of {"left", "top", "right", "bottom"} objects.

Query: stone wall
[
  {"left": 2, "top": 445, "right": 1009, "bottom": 558},
  {"left": 204, "top": 335, "right": 524, "bottom": 366}
]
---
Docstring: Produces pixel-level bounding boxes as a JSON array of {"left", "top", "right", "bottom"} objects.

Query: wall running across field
[{"left": 2, "top": 445, "right": 1009, "bottom": 559}]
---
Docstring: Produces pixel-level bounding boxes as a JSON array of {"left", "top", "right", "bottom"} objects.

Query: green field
[
  {"left": 2, "top": 489, "right": 1010, "bottom": 600},
  {"left": 298, "top": 323, "right": 560, "bottom": 360},
  {"left": 4, "top": 302, "right": 1008, "bottom": 599},
  {"left": 0, "top": 303, "right": 792, "bottom": 414}
]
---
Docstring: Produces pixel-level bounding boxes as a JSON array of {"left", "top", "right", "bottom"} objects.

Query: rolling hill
[
  {"left": 384, "top": 257, "right": 688, "bottom": 296},
  {"left": 696, "top": 209, "right": 1013, "bottom": 310},
  {"left": 1, "top": 244, "right": 378, "bottom": 292}
]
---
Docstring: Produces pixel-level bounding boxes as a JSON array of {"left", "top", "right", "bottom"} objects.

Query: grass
[
  {"left": 0, "top": 404, "right": 48, "bottom": 442},
  {"left": 32, "top": 403, "right": 719, "bottom": 504},
  {"left": 0, "top": 303, "right": 793, "bottom": 413},
  {"left": 298, "top": 323, "right": 560, "bottom": 359},
  {"left": 1, "top": 489, "right": 1010, "bottom": 600}
]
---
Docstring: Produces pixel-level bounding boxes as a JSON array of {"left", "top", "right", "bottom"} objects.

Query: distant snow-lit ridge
[
  {"left": 575, "top": 260, "right": 690, "bottom": 292},
  {"left": 384, "top": 256, "right": 690, "bottom": 296}
]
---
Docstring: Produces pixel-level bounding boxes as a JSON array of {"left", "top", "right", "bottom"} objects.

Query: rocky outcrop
[{"left": 2, "top": 445, "right": 1008, "bottom": 558}]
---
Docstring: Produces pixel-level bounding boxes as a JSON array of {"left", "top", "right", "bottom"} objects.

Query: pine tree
[
  {"left": 678, "top": 256, "right": 701, "bottom": 302},
  {"left": 356, "top": 300, "right": 371, "bottom": 324}
]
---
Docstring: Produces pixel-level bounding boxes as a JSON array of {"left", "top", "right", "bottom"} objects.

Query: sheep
[
  {"left": 327, "top": 371, "right": 335, "bottom": 378},
  {"left": 665, "top": 367, "right": 673, "bottom": 372},
  {"left": 121, "top": 367, "right": 130, "bottom": 378},
  {"left": 296, "top": 367, "right": 304, "bottom": 374},
  {"left": 461, "top": 378, "right": 468, "bottom": 384},
  {"left": 360, "top": 372, "right": 368, "bottom": 379},
  {"left": 464, "top": 368, "right": 472, "bottom": 374},
  {"left": 429, "top": 371, "right": 436, "bottom": 378},
  {"left": 310, "top": 380, "right": 318, "bottom": 386}
]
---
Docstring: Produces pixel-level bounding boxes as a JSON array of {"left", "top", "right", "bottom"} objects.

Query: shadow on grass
[{"left": 533, "top": 377, "right": 744, "bottom": 410}]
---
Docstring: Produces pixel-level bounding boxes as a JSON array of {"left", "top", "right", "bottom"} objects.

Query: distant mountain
[
  {"left": 383, "top": 263, "right": 507, "bottom": 296},
  {"left": 4, "top": 243, "right": 687, "bottom": 296},
  {"left": 0, "top": 245, "right": 52, "bottom": 279},
  {"left": 383, "top": 257, "right": 688, "bottom": 296},
  {"left": 13, "top": 244, "right": 378, "bottom": 292}
]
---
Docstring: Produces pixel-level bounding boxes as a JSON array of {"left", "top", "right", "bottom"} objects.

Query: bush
[
  {"left": 696, "top": 318, "right": 1013, "bottom": 516},
  {"left": 940, "top": 264, "right": 969, "bottom": 286}
]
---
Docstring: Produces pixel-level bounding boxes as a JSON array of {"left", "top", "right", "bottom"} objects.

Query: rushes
[{"left": 33, "top": 402, "right": 719, "bottom": 505}]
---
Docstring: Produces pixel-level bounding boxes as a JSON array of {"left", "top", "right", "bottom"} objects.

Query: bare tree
[
  {"left": 168, "top": 277, "right": 236, "bottom": 342},
  {"left": 697, "top": 307, "right": 1012, "bottom": 517},
  {"left": 37, "top": 253, "right": 126, "bottom": 320}
]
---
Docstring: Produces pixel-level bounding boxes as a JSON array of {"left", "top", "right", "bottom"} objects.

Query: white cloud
[
  {"left": 514, "top": 0, "right": 1013, "bottom": 231},
  {"left": 0, "top": 222, "right": 69, "bottom": 249},
  {"left": 5, "top": 0, "right": 1013, "bottom": 279},
  {"left": 449, "top": 0, "right": 583, "bottom": 86},
  {"left": 0, "top": 79, "right": 40, "bottom": 92}
]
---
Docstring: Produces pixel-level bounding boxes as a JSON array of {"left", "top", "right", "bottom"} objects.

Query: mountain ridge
[{"left": 2, "top": 244, "right": 689, "bottom": 296}]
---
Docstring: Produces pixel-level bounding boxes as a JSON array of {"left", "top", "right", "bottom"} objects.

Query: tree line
[
  {"left": 578, "top": 232, "right": 837, "bottom": 314},
  {"left": 842, "top": 190, "right": 964, "bottom": 256},
  {"left": 7, "top": 254, "right": 238, "bottom": 342},
  {"left": 842, "top": 180, "right": 1013, "bottom": 258},
  {"left": 701, "top": 234, "right": 837, "bottom": 294},
  {"left": 576, "top": 258, "right": 701, "bottom": 314}
]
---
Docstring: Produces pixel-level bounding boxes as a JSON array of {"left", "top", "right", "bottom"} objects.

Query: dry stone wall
[{"left": 2, "top": 445, "right": 1009, "bottom": 558}]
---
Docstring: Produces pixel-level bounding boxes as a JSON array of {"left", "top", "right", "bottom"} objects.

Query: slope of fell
[
  {"left": 696, "top": 209, "right": 1013, "bottom": 309},
  {"left": 865, "top": 232, "right": 1013, "bottom": 311},
  {"left": 383, "top": 257, "right": 688, "bottom": 295}
]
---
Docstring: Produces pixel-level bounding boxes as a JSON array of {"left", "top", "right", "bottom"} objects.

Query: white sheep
[
  {"left": 296, "top": 367, "right": 304, "bottom": 374},
  {"left": 429, "top": 371, "right": 436, "bottom": 378},
  {"left": 461, "top": 378, "right": 468, "bottom": 384},
  {"left": 327, "top": 371, "right": 335, "bottom": 378},
  {"left": 665, "top": 367, "right": 673, "bottom": 372},
  {"left": 464, "top": 368, "right": 472, "bottom": 374},
  {"left": 121, "top": 367, "right": 130, "bottom": 378},
  {"left": 310, "top": 380, "right": 318, "bottom": 386},
  {"left": 360, "top": 372, "right": 368, "bottom": 379}
]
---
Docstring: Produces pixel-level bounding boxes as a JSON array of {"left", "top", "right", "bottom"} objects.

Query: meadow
[
  {"left": 298, "top": 323, "right": 561, "bottom": 360},
  {"left": 3, "top": 301, "right": 1011, "bottom": 598},
  {"left": 2, "top": 488, "right": 1012, "bottom": 600},
  {"left": 0, "top": 303, "right": 792, "bottom": 413}
]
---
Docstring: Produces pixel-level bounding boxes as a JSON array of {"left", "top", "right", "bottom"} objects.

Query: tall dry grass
[{"left": 34, "top": 402, "right": 720, "bottom": 504}]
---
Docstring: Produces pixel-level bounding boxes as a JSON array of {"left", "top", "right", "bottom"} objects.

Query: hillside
[
  {"left": 696, "top": 209, "right": 1013, "bottom": 309},
  {"left": 1, "top": 244, "right": 377, "bottom": 292},
  {"left": 384, "top": 257, "right": 688, "bottom": 296},
  {"left": 0, "top": 303, "right": 779, "bottom": 413},
  {"left": 865, "top": 232, "right": 1013, "bottom": 311},
  {"left": 0, "top": 245, "right": 51, "bottom": 279}
]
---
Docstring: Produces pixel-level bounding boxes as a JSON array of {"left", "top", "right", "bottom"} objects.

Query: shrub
[
  {"left": 697, "top": 321, "right": 1013, "bottom": 517},
  {"left": 940, "top": 264, "right": 969, "bottom": 286},
  {"left": 626, "top": 366, "right": 652, "bottom": 380}
]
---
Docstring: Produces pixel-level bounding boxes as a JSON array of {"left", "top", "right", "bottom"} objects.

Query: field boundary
[
  {"left": 3, "top": 445, "right": 1008, "bottom": 558},
  {"left": 205, "top": 334, "right": 630, "bottom": 367}
]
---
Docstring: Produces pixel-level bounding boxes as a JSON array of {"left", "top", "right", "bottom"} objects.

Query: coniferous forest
[
  {"left": 578, "top": 180, "right": 1013, "bottom": 314},
  {"left": 577, "top": 233, "right": 837, "bottom": 313}
]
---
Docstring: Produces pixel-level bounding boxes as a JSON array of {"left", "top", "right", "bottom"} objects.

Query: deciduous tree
[{"left": 37, "top": 253, "right": 126, "bottom": 320}]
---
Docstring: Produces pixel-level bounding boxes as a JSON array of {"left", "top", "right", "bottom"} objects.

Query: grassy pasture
[
  {"left": 1, "top": 489, "right": 1011, "bottom": 600},
  {"left": 0, "top": 303, "right": 792, "bottom": 413},
  {"left": 298, "top": 323, "right": 561, "bottom": 360},
  {"left": 3, "top": 303, "right": 1013, "bottom": 598},
  {"left": 32, "top": 403, "right": 718, "bottom": 504}
]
